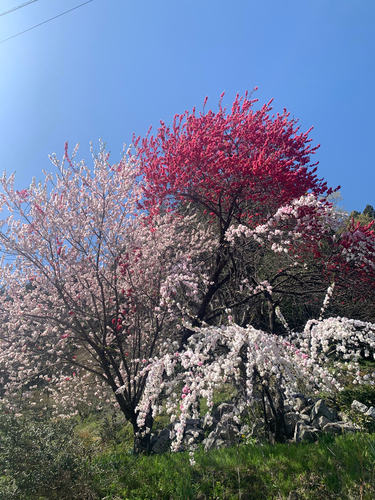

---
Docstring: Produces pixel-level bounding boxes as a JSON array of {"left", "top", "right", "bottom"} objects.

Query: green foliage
[
  {"left": 363, "top": 205, "right": 375, "bottom": 220},
  {"left": 349, "top": 204, "right": 375, "bottom": 225},
  {"left": 0, "top": 413, "right": 97, "bottom": 499},
  {"left": 335, "top": 383, "right": 375, "bottom": 433},
  {"left": 1, "top": 407, "right": 375, "bottom": 499},
  {"left": 337, "top": 384, "right": 375, "bottom": 410},
  {"left": 91, "top": 433, "right": 375, "bottom": 499}
]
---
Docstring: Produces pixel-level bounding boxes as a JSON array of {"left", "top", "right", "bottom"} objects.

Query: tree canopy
[{"left": 0, "top": 94, "right": 374, "bottom": 454}]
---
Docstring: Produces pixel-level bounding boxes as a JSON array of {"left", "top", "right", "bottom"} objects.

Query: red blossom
[{"left": 135, "top": 91, "right": 334, "bottom": 221}]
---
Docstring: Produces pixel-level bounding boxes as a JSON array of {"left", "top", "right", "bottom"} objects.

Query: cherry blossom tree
[
  {"left": 134, "top": 313, "right": 375, "bottom": 463},
  {"left": 0, "top": 142, "right": 215, "bottom": 453},
  {"left": 135, "top": 91, "right": 333, "bottom": 226},
  {"left": 132, "top": 194, "right": 375, "bottom": 459},
  {"left": 134, "top": 93, "right": 342, "bottom": 341},
  {"left": 1, "top": 92, "right": 374, "bottom": 457}
]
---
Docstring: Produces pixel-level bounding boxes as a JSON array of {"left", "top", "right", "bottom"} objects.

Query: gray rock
[
  {"left": 338, "top": 411, "right": 350, "bottom": 422},
  {"left": 204, "top": 431, "right": 218, "bottom": 452},
  {"left": 351, "top": 400, "right": 368, "bottom": 413},
  {"left": 202, "top": 413, "right": 218, "bottom": 429},
  {"left": 216, "top": 420, "right": 239, "bottom": 441},
  {"left": 214, "top": 438, "right": 230, "bottom": 450},
  {"left": 322, "top": 422, "right": 343, "bottom": 435},
  {"left": 151, "top": 432, "right": 171, "bottom": 454},
  {"left": 300, "top": 405, "right": 313, "bottom": 416},
  {"left": 365, "top": 406, "right": 375, "bottom": 419},
  {"left": 294, "top": 396, "right": 309, "bottom": 411},
  {"left": 310, "top": 400, "right": 337, "bottom": 422},
  {"left": 150, "top": 433, "right": 158, "bottom": 448},
  {"left": 294, "top": 421, "right": 320, "bottom": 443},
  {"left": 184, "top": 428, "right": 205, "bottom": 443},
  {"left": 312, "top": 415, "right": 330, "bottom": 429},
  {"left": 212, "top": 403, "right": 235, "bottom": 421},
  {"left": 341, "top": 423, "right": 362, "bottom": 433},
  {"left": 248, "top": 420, "right": 265, "bottom": 438},
  {"left": 299, "top": 414, "right": 311, "bottom": 425},
  {"left": 151, "top": 394, "right": 365, "bottom": 455},
  {"left": 185, "top": 418, "right": 201, "bottom": 428},
  {"left": 185, "top": 426, "right": 204, "bottom": 435}
]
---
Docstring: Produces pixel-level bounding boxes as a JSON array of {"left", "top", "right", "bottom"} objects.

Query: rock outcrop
[{"left": 148, "top": 396, "right": 372, "bottom": 454}]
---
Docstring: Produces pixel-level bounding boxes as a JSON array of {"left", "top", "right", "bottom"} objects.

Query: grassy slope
[{"left": 91, "top": 432, "right": 375, "bottom": 500}]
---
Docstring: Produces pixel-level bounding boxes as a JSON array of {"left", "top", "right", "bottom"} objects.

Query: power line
[
  {"left": 0, "top": 0, "right": 38, "bottom": 18},
  {"left": 0, "top": 0, "right": 93, "bottom": 44}
]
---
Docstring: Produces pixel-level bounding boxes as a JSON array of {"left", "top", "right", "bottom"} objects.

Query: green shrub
[
  {"left": 335, "top": 384, "right": 375, "bottom": 432},
  {"left": 0, "top": 412, "right": 98, "bottom": 499}
]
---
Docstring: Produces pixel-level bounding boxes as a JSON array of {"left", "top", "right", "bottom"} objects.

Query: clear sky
[{"left": 0, "top": 0, "right": 374, "bottom": 213}]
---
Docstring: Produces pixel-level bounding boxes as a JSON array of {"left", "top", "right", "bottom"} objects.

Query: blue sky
[{"left": 0, "top": 0, "right": 374, "bottom": 213}]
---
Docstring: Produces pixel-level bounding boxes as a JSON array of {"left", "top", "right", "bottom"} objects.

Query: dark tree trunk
[
  {"left": 263, "top": 383, "right": 286, "bottom": 443},
  {"left": 114, "top": 392, "right": 154, "bottom": 455},
  {"left": 268, "top": 299, "right": 275, "bottom": 334},
  {"left": 131, "top": 409, "right": 154, "bottom": 455}
]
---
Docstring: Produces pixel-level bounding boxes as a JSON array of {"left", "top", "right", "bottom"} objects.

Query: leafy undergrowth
[
  {"left": 1, "top": 400, "right": 375, "bottom": 499},
  {"left": 90, "top": 433, "right": 375, "bottom": 500}
]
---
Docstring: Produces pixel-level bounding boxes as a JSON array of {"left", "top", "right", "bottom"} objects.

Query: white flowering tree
[
  {"left": 0, "top": 142, "right": 215, "bottom": 453},
  {"left": 131, "top": 193, "right": 375, "bottom": 457},
  {"left": 134, "top": 314, "right": 375, "bottom": 463}
]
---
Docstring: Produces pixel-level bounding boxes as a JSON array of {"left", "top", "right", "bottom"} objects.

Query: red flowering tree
[
  {"left": 321, "top": 219, "right": 375, "bottom": 321},
  {"left": 134, "top": 93, "right": 340, "bottom": 336},
  {"left": 135, "top": 91, "right": 333, "bottom": 231}
]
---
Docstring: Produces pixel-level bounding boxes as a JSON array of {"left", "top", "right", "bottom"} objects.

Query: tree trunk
[
  {"left": 132, "top": 409, "right": 154, "bottom": 455},
  {"left": 115, "top": 392, "right": 154, "bottom": 455},
  {"left": 268, "top": 299, "right": 275, "bottom": 334},
  {"left": 263, "top": 383, "right": 286, "bottom": 443}
]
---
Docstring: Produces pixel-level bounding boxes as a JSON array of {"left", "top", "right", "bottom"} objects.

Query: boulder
[
  {"left": 294, "top": 396, "right": 309, "bottom": 412},
  {"left": 216, "top": 420, "right": 239, "bottom": 441},
  {"left": 341, "top": 423, "right": 362, "bottom": 433},
  {"left": 203, "top": 431, "right": 219, "bottom": 452},
  {"left": 299, "top": 414, "right": 310, "bottom": 425},
  {"left": 310, "top": 400, "right": 337, "bottom": 422},
  {"left": 365, "top": 406, "right": 375, "bottom": 419},
  {"left": 300, "top": 405, "right": 313, "bottom": 416},
  {"left": 152, "top": 394, "right": 368, "bottom": 455},
  {"left": 185, "top": 418, "right": 201, "bottom": 428},
  {"left": 294, "top": 421, "right": 320, "bottom": 443},
  {"left": 351, "top": 400, "right": 368, "bottom": 413},
  {"left": 312, "top": 415, "right": 330, "bottom": 430},
  {"left": 151, "top": 431, "right": 171, "bottom": 454},
  {"left": 184, "top": 427, "right": 205, "bottom": 444},
  {"left": 212, "top": 403, "right": 236, "bottom": 422}
]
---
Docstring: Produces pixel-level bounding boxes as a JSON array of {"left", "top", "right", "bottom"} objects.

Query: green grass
[
  {"left": 90, "top": 432, "right": 375, "bottom": 499},
  {"left": 2, "top": 377, "right": 375, "bottom": 499},
  {"left": 1, "top": 408, "right": 375, "bottom": 499}
]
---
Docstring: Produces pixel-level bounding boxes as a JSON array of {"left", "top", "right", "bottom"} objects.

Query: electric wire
[
  {"left": 0, "top": 0, "right": 93, "bottom": 44},
  {"left": 0, "top": 0, "right": 38, "bottom": 18}
]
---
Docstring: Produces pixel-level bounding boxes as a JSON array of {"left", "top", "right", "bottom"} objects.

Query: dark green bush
[
  {"left": 0, "top": 412, "right": 98, "bottom": 499},
  {"left": 335, "top": 383, "right": 375, "bottom": 433}
]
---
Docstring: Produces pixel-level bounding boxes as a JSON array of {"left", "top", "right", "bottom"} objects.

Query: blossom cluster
[{"left": 0, "top": 143, "right": 216, "bottom": 419}]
